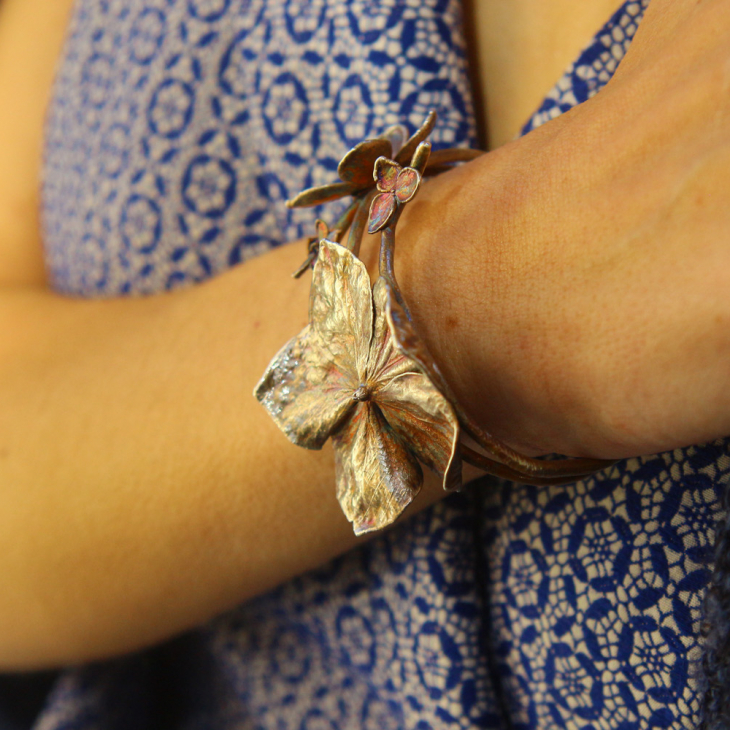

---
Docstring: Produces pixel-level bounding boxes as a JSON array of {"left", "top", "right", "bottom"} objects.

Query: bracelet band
[{"left": 255, "top": 112, "right": 614, "bottom": 535}]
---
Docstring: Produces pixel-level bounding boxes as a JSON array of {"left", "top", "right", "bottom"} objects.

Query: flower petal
[
  {"left": 380, "top": 281, "right": 463, "bottom": 491},
  {"left": 383, "top": 281, "right": 436, "bottom": 380},
  {"left": 367, "top": 192, "right": 397, "bottom": 234},
  {"left": 310, "top": 240, "right": 373, "bottom": 380},
  {"left": 394, "top": 167, "right": 421, "bottom": 203},
  {"left": 254, "top": 325, "right": 356, "bottom": 449},
  {"left": 376, "top": 373, "right": 462, "bottom": 491},
  {"left": 373, "top": 156, "right": 401, "bottom": 193},
  {"left": 367, "top": 278, "right": 416, "bottom": 383},
  {"left": 338, "top": 138, "right": 392, "bottom": 189},
  {"left": 381, "top": 124, "right": 409, "bottom": 157},
  {"left": 333, "top": 404, "right": 423, "bottom": 535},
  {"left": 286, "top": 181, "right": 354, "bottom": 208}
]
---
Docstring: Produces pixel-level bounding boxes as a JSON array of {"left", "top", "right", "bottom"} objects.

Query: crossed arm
[{"left": 2, "top": 0, "right": 730, "bottom": 669}]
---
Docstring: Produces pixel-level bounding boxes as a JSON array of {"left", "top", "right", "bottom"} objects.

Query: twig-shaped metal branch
[{"left": 293, "top": 200, "right": 360, "bottom": 278}]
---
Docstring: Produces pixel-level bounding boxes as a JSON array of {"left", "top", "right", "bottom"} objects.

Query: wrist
[{"left": 391, "top": 117, "right": 598, "bottom": 457}]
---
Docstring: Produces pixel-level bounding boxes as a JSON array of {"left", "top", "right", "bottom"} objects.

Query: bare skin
[
  {"left": 397, "top": 0, "right": 730, "bottom": 458},
  {"left": 466, "top": 0, "right": 623, "bottom": 147},
  {"left": 2, "top": 0, "right": 730, "bottom": 670}
]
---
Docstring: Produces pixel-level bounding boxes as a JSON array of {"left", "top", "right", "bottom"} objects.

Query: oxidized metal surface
[
  {"left": 285, "top": 112, "right": 438, "bottom": 211},
  {"left": 367, "top": 156, "right": 422, "bottom": 234},
  {"left": 255, "top": 240, "right": 461, "bottom": 535},
  {"left": 259, "top": 111, "right": 615, "bottom": 536}
]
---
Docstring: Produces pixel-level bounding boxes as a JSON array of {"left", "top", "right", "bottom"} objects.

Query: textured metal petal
[
  {"left": 394, "top": 167, "right": 421, "bottom": 203},
  {"left": 310, "top": 240, "right": 373, "bottom": 381},
  {"left": 254, "top": 325, "right": 356, "bottom": 449},
  {"left": 286, "top": 181, "right": 354, "bottom": 208},
  {"left": 369, "top": 278, "right": 461, "bottom": 490},
  {"left": 333, "top": 404, "right": 423, "bottom": 535},
  {"left": 338, "top": 138, "right": 393, "bottom": 189},
  {"left": 373, "top": 156, "right": 400, "bottom": 192},
  {"left": 367, "top": 192, "right": 397, "bottom": 234},
  {"left": 375, "top": 373, "right": 462, "bottom": 491},
  {"left": 383, "top": 282, "right": 437, "bottom": 382}
]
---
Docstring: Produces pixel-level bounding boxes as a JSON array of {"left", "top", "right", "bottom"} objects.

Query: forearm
[
  {"left": 5, "top": 0, "right": 730, "bottom": 671},
  {"left": 394, "top": 0, "right": 730, "bottom": 459},
  {"left": 0, "top": 242, "right": 451, "bottom": 670}
]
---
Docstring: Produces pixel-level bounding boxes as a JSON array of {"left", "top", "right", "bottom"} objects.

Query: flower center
[{"left": 352, "top": 384, "right": 371, "bottom": 402}]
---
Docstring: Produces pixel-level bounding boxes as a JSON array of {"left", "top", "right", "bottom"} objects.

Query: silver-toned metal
[
  {"left": 255, "top": 240, "right": 460, "bottom": 535},
  {"left": 257, "top": 111, "right": 615, "bottom": 535}
]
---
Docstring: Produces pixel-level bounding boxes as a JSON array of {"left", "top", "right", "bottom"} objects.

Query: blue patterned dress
[{"left": 22, "top": 0, "right": 727, "bottom": 728}]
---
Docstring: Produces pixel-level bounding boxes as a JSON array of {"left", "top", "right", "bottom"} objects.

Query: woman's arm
[
  {"left": 0, "top": 240, "right": 476, "bottom": 670},
  {"left": 395, "top": 0, "right": 730, "bottom": 460},
  {"left": 0, "top": 0, "right": 75, "bottom": 286},
  {"left": 0, "top": 249, "right": 354, "bottom": 669},
  {"left": 0, "top": 0, "right": 460, "bottom": 671},
  {"left": 3, "top": 0, "right": 730, "bottom": 670}
]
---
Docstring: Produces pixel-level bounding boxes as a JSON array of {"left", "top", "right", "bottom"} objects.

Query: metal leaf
[
  {"left": 286, "top": 181, "right": 354, "bottom": 208},
  {"left": 382, "top": 124, "right": 409, "bottom": 157},
  {"left": 409, "top": 141, "right": 431, "bottom": 175},
  {"left": 395, "top": 111, "right": 437, "bottom": 166},
  {"left": 338, "top": 138, "right": 393, "bottom": 189}
]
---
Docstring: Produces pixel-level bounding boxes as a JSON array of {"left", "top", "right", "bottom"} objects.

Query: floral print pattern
[{"left": 26, "top": 0, "right": 728, "bottom": 728}]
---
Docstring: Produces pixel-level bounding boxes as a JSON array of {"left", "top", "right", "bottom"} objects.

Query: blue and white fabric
[{"left": 22, "top": 0, "right": 728, "bottom": 728}]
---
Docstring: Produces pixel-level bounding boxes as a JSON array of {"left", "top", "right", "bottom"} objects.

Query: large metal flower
[{"left": 255, "top": 239, "right": 461, "bottom": 535}]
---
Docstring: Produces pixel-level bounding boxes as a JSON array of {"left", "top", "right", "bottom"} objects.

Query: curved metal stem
[
  {"left": 426, "top": 148, "right": 484, "bottom": 166},
  {"left": 347, "top": 190, "right": 377, "bottom": 256},
  {"left": 378, "top": 219, "right": 403, "bottom": 284},
  {"left": 333, "top": 200, "right": 359, "bottom": 242},
  {"left": 461, "top": 444, "right": 606, "bottom": 486}
]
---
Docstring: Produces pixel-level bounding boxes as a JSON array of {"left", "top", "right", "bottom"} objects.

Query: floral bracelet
[{"left": 255, "top": 112, "right": 614, "bottom": 535}]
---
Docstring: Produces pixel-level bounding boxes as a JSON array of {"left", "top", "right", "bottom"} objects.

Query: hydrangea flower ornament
[
  {"left": 368, "top": 156, "right": 422, "bottom": 234},
  {"left": 256, "top": 112, "right": 616, "bottom": 534},
  {"left": 255, "top": 240, "right": 461, "bottom": 534}
]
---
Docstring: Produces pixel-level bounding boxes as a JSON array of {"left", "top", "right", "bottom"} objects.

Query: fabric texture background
[{"left": 22, "top": 0, "right": 727, "bottom": 728}]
